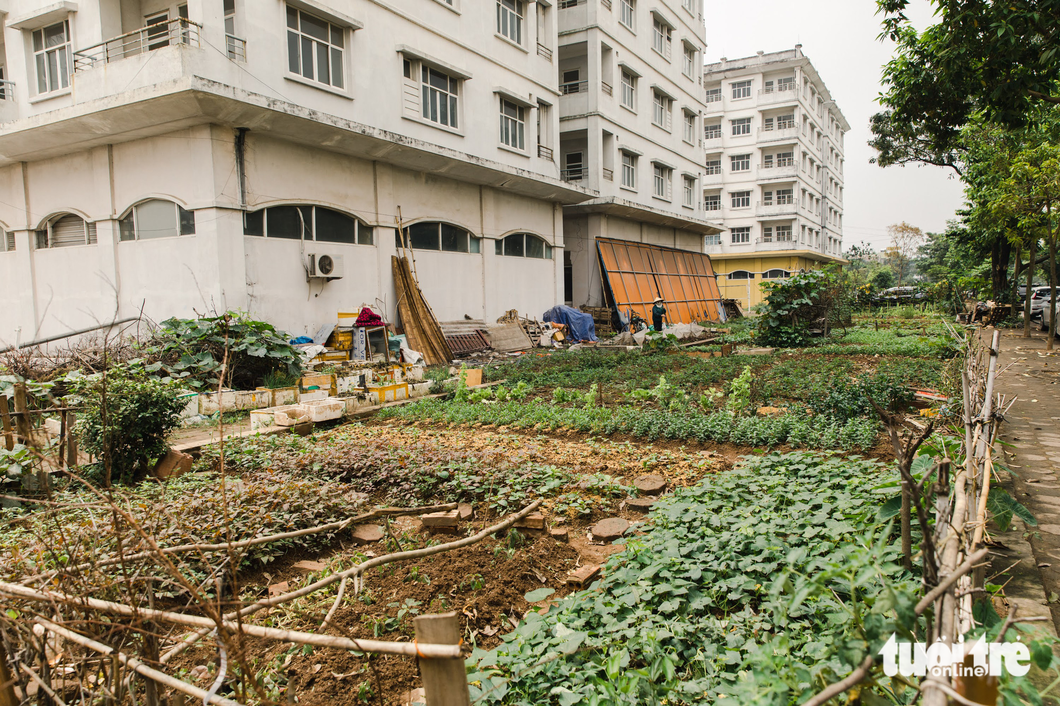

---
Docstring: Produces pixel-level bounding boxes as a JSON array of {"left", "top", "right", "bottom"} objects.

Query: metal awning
[{"left": 596, "top": 238, "right": 726, "bottom": 324}]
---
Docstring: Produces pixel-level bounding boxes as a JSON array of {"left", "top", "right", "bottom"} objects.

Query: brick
[
  {"left": 514, "top": 512, "right": 545, "bottom": 530},
  {"left": 457, "top": 503, "right": 475, "bottom": 521},
  {"left": 293, "top": 560, "right": 327, "bottom": 572},
  {"left": 549, "top": 527, "right": 569, "bottom": 542},
  {"left": 152, "top": 448, "right": 193, "bottom": 481},
  {"left": 565, "top": 564, "right": 601, "bottom": 587},
  {"left": 420, "top": 510, "right": 459, "bottom": 528}
]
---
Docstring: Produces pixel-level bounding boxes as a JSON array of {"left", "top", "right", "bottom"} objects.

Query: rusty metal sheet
[
  {"left": 445, "top": 331, "right": 491, "bottom": 355},
  {"left": 596, "top": 238, "right": 725, "bottom": 324}
]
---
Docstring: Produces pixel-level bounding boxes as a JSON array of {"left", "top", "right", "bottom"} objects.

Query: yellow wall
[{"left": 713, "top": 256, "right": 829, "bottom": 311}]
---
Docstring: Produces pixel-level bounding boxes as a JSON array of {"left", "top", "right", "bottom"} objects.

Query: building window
[
  {"left": 777, "top": 113, "right": 795, "bottom": 129},
  {"left": 621, "top": 70, "right": 636, "bottom": 110},
  {"left": 563, "top": 152, "right": 584, "bottom": 181},
  {"left": 731, "top": 117, "right": 751, "bottom": 136},
  {"left": 683, "top": 112, "right": 696, "bottom": 143},
  {"left": 731, "top": 80, "right": 751, "bottom": 99},
  {"left": 705, "top": 87, "right": 721, "bottom": 103},
  {"left": 704, "top": 193, "right": 721, "bottom": 211},
  {"left": 682, "top": 0, "right": 695, "bottom": 12},
  {"left": 776, "top": 189, "right": 794, "bottom": 205},
  {"left": 286, "top": 7, "right": 345, "bottom": 89},
  {"left": 620, "top": 0, "right": 635, "bottom": 29},
  {"left": 763, "top": 190, "right": 773, "bottom": 206},
  {"left": 652, "top": 18, "right": 672, "bottom": 59},
  {"left": 119, "top": 200, "right": 196, "bottom": 241},
  {"left": 683, "top": 176, "right": 695, "bottom": 207},
  {"left": 777, "top": 151, "right": 794, "bottom": 167},
  {"left": 728, "top": 268, "right": 753, "bottom": 278},
  {"left": 683, "top": 45, "right": 696, "bottom": 77},
  {"left": 495, "top": 232, "right": 553, "bottom": 259},
  {"left": 652, "top": 164, "right": 671, "bottom": 199},
  {"left": 497, "top": 0, "right": 524, "bottom": 44},
  {"left": 763, "top": 269, "right": 790, "bottom": 279},
  {"left": 35, "top": 214, "right": 97, "bottom": 249},
  {"left": 621, "top": 152, "right": 637, "bottom": 189},
  {"left": 730, "top": 191, "right": 750, "bottom": 209},
  {"left": 762, "top": 226, "right": 772, "bottom": 242},
  {"left": 499, "top": 99, "right": 526, "bottom": 150},
  {"left": 33, "top": 21, "right": 71, "bottom": 94},
  {"left": 704, "top": 123, "right": 721, "bottom": 140},
  {"left": 705, "top": 233, "right": 721, "bottom": 246},
  {"left": 764, "top": 154, "right": 774, "bottom": 169},
  {"left": 730, "top": 154, "right": 750, "bottom": 172},
  {"left": 763, "top": 117, "right": 774, "bottom": 132},
  {"left": 245, "top": 205, "right": 373, "bottom": 244},
  {"left": 777, "top": 76, "right": 795, "bottom": 92},
  {"left": 422, "top": 66, "right": 460, "bottom": 129},
  {"left": 652, "top": 91, "right": 671, "bottom": 129},
  {"left": 397, "top": 222, "right": 480, "bottom": 252},
  {"left": 224, "top": 0, "right": 245, "bottom": 60},
  {"left": 704, "top": 159, "right": 721, "bottom": 175}
]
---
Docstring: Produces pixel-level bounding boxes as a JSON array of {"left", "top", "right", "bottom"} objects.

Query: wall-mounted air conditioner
[{"left": 307, "top": 253, "right": 344, "bottom": 280}]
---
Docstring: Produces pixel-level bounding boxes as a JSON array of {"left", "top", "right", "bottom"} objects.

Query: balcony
[
  {"left": 757, "top": 164, "right": 798, "bottom": 180},
  {"left": 703, "top": 95, "right": 724, "bottom": 114},
  {"left": 602, "top": 167, "right": 614, "bottom": 181},
  {"left": 751, "top": 239, "right": 802, "bottom": 252},
  {"left": 702, "top": 171, "right": 723, "bottom": 186},
  {"left": 538, "top": 144, "right": 554, "bottom": 161},
  {"left": 74, "top": 18, "right": 202, "bottom": 72},
  {"left": 756, "top": 201, "right": 797, "bottom": 218},
  {"left": 561, "top": 167, "right": 588, "bottom": 182},
  {"left": 538, "top": 43, "right": 553, "bottom": 61},
  {"left": 703, "top": 135, "right": 722, "bottom": 150},
  {"left": 0, "top": 81, "right": 15, "bottom": 123},
  {"left": 757, "top": 126, "right": 800, "bottom": 144},
  {"left": 757, "top": 87, "right": 798, "bottom": 106}
]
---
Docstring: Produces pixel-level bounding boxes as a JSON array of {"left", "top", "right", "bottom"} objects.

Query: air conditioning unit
[{"left": 307, "top": 253, "right": 344, "bottom": 280}]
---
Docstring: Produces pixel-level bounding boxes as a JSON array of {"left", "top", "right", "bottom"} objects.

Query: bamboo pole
[
  {"left": 0, "top": 397, "right": 13, "bottom": 452},
  {"left": 35, "top": 620, "right": 246, "bottom": 706},
  {"left": 0, "top": 637, "right": 16, "bottom": 706},
  {"left": 0, "top": 584, "right": 462, "bottom": 659}
]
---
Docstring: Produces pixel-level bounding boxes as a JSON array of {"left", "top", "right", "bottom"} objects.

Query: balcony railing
[
  {"left": 601, "top": 81, "right": 613, "bottom": 96},
  {"left": 560, "top": 80, "right": 588, "bottom": 95},
  {"left": 537, "top": 43, "right": 553, "bottom": 61},
  {"left": 0, "top": 81, "right": 14, "bottom": 102},
  {"left": 559, "top": 0, "right": 586, "bottom": 7},
  {"left": 602, "top": 167, "right": 614, "bottom": 181},
  {"left": 561, "top": 167, "right": 588, "bottom": 182},
  {"left": 74, "top": 18, "right": 202, "bottom": 72},
  {"left": 226, "top": 34, "right": 247, "bottom": 62},
  {"left": 601, "top": 0, "right": 612, "bottom": 9},
  {"left": 538, "top": 144, "right": 554, "bottom": 161}
]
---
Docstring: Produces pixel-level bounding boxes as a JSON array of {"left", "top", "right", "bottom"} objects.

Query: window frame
[
  {"left": 497, "top": 0, "right": 525, "bottom": 45},
  {"left": 119, "top": 200, "right": 197, "bottom": 242},
  {"left": 286, "top": 6, "right": 346, "bottom": 90},
  {"left": 729, "top": 153, "right": 750, "bottom": 172},
  {"left": 494, "top": 232, "right": 553, "bottom": 259},
  {"left": 704, "top": 159, "right": 721, "bottom": 175},
  {"left": 731, "top": 80, "right": 751, "bottom": 99},
  {"left": 35, "top": 214, "right": 97, "bottom": 249},
  {"left": 499, "top": 98, "right": 526, "bottom": 151},
  {"left": 682, "top": 175, "right": 695, "bottom": 207},
  {"left": 729, "top": 228, "right": 750, "bottom": 246},
  {"left": 704, "top": 87, "right": 722, "bottom": 103},
  {"left": 683, "top": 111, "right": 696, "bottom": 144},
  {"left": 704, "top": 122, "right": 721, "bottom": 140},
  {"left": 421, "top": 65, "right": 461, "bottom": 130},
  {"left": 651, "top": 18, "right": 672, "bottom": 59},
  {"left": 620, "top": 70, "right": 636, "bottom": 110},
  {"left": 730, "top": 117, "right": 751, "bottom": 136},
  {"left": 730, "top": 191, "right": 751, "bottom": 209},
  {"left": 682, "top": 44, "right": 696, "bottom": 77},
  {"left": 32, "top": 20, "right": 71, "bottom": 96},
  {"left": 397, "top": 221, "right": 480, "bottom": 254},
  {"left": 244, "top": 204, "right": 374, "bottom": 245},
  {"left": 619, "top": 0, "right": 636, "bottom": 30},
  {"left": 704, "top": 193, "right": 721, "bottom": 211},
  {"left": 652, "top": 163, "right": 671, "bottom": 200},
  {"left": 705, "top": 233, "right": 721, "bottom": 246},
  {"left": 621, "top": 151, "right": 637, "bottom": 190},
  {"left": 651, "top": 90, "right": 671, "bottom": 130}
]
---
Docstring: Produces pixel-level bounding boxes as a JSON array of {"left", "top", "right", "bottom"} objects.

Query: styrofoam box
[
  {"left": 302, "top": 398, "right": 344, "bottom": 422},
  {"left": 273, "top": 405, "right": 310, "bottom": 427}
]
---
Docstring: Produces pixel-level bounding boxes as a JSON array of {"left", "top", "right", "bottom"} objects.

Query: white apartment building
[
  {"left": 0, "top": 0, "right": 598, "bottom": 343},
  {"left": 701, "top": 46, "right": 848, "bottom": 309},
  {"left": 555, "top": 0, "right": 720, "bottom": 308}
]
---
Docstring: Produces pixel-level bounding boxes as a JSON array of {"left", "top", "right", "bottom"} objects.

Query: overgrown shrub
[
  {"left": 141, "top": 312, "right": 301, "bottom": 390},
  {"left": 68, "top": 363, "right": 187, "bottom": 486},
  {"left": 756, "top": 269, "right": 845, "bottom": 348}
]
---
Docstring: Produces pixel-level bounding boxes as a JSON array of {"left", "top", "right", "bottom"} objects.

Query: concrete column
[{"left": 4, "top": 231, "right": 37, "bottom": 346}]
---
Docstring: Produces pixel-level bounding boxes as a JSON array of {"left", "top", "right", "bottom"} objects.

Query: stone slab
[
  {"left": 592, "top": 517, "right": 630, "bottom": 541},
  {"left": 634, "top": 474, "right": 667, "bottom": 496},
  {"left": 350, "top": 524, "right": 384, "bottom": 545}
]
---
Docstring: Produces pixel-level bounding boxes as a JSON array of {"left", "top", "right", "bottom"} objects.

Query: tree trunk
[
  {"left": 1025, "top": 237, "right": 1037, "bottom": 338},
  {"left": 991, "top": 236, "right": 1012, "bottom": 302},
  {"left": 1011, "top": 241, "right": 1023, "bottom": 310},
  {"left": 1049, "top": 204, "right": 1057, "bottom": 351}
]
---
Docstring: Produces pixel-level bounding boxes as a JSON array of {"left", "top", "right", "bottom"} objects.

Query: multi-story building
[
  {"left": 701, "top": 46, "right": 848, "bottom": 310},
  {"left": 555, "top": 0, "right": 720, "bottom": 309},
  {"left": 0, "top": 0, "right": 599, "bottom": 342}
]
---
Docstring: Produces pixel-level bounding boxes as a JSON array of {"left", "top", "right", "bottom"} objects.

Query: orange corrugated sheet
[{"left": 596, "top": 238, "right": 725, "bottom": 324}]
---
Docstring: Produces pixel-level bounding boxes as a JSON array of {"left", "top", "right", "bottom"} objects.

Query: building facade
[
  {"left": 0, "top": 0, "right": 599, "bottom": 344},
  {"left": 701, "top": 46, "right": 848, "bottom": 310},
  {"left": 555, "top": 0, "right": 719, "bottom": 310}
]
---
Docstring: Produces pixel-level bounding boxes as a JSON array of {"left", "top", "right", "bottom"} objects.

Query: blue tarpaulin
[{"left": 542, "top": 306, "right": 598, "bottom": 342}]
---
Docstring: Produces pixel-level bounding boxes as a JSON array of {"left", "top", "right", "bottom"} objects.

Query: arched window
[
  {"left": 119, "top": 200, "right": 195, "bottom": 241},
  {"left": 244, "top": 205, "right": 374, "bottom": 245},
  {"left": 396, "top": 222, "right": 480, "bottom": 253},
  {"left": 36, "top": 214, "right": 96, "bottom": 249},
  {"left": 727, "top": 270, "right": 754, "bottom": 280},
  {"left": 495, "top": 233, "right": 552, "bottom": 259},
  {"left": 763, "top": 269, "right": 790, "bottom": 280}
]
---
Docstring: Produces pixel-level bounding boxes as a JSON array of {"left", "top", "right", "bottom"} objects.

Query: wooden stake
[
  {"left": 0, "top": 397, "right": 12, "bottom": 452},
  {"left": 413, "top": 612, "right": 470, "bottom": 706},
  {"left": 0, "top": 637, "right": 17, "bottom": 706},
  {"left": 12, "top": 383, "right": 29, "bottom": 445}
]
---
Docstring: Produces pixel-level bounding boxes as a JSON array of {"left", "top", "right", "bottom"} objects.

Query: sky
[{"left": 700, "top": 0, "right": 966, "bottom": 251}]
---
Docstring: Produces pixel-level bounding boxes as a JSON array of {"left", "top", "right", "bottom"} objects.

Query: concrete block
[
  {"left": 152, "top": 448, "right": 193, "bottom": 481},
  {"left": 565, "top": 564, "right": 601, "bottom": 587},
  {"left": 514, "top": 512, "right": 546, "bottom": 530},
  {"left": 421, "top": 510, "right": 459, "bottom": 528},
  {"left": 591, "top": 518, "right": 629, "bottom": 541},
  {"left": 293, "top": 560, "right": 327, "bottom": 572},
  {"left": 271, "top": 387, "right": 299, "bottom": 406}
]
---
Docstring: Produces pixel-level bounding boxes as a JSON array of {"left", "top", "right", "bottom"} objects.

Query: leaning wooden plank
[{"left": 393, "top": 256, "right": 436, "bottom": 364}]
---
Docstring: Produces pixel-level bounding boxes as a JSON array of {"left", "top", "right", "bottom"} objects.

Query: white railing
[
  {"left": 0, "top": 81, "right": 14, "bottom": 102},
  {"left": 560, "top": 80, "right": 588, "bottom": 95},
  {"left": 601, "top": 81, "right": 613, "bottom": 96},
  {"left": 74, "top": 18, "right": 202, "bottom": 72},
  {"left": 561, "top": 167, "right": 588, "bottom": 182},
  {"left": 226, "top": 34, "right": 247, "bottom": 62},
  {"left": 559, "top": 0, "right": 586, "bottom": 7}
]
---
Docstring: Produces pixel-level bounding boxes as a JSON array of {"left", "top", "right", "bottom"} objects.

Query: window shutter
[
  {"left": 402, "top": 61, "right": 419, "bottom": 117},
  {"left": 3, "top": 231, "right": 12, "bottom": 252},
  {"left": 50, "top": 215, "right": 87, "bottom": 247}
]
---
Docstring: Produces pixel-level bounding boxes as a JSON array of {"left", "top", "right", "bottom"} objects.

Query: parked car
[
  {"left": 1028, "top": 286, "right": 1054, "bottom": 320},
  {"left": 875, "top": 286, "right": 927, "bottom": 305},
  {"left": 1039, "top": 299, "right": 1060, "bottom": 336}
]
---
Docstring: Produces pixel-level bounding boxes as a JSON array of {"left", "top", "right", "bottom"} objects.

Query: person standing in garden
[{"left": 651, "top": 297, "right": 667, "bottom": 332}]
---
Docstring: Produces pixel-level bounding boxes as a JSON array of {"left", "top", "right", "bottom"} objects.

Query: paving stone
[
  {"left": 627, "top": 497, "right": 657, "bottom": 514},
  {"left": 350, "top": 524, "right": 384, "bottom": 545},
  {"left": 458, "top": 503, "right": 475, "bottom": 521},
  {"left": 592, "top": 517, "right": 630, "bottom": 541},
  {"left": 514, "top": 512, "right": 546, "bottom": 530},
  {"left": 268, "top": 581, "right": 289, "bottom": 597},
  {"left": 565, "top": 564, "right": 601, "bottom": 587},
  {"left": 293, "top": 560, "right": 327, "bottom": 572},
  {"left": 634, "top": 474, "right": 667, "bottom": 496}
]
